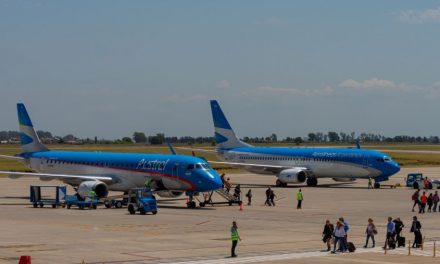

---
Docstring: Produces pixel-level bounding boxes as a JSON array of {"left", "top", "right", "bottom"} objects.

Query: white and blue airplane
[
  {"left": 207, "top": 100, "right": 400, "bottom": 188},
  {"left": 0, "top": 104, "right": 222, "bottom": 207}
]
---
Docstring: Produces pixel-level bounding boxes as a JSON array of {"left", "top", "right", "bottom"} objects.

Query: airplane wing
[
  {"left": 208, "top": 160, "right": 290, "bottom": 174},
  {"left": 0, "top": 154, "right": 24, "bottom": 160},
  {"left": 175, "top": 147, "right": 218, "bottom": 153},
  {"left": 0, "top": 171, "right": 114, "bottom": 182}
]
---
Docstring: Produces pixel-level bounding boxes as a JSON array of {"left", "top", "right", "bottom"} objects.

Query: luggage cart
[{"left": 30, "top": 185, "right": 67, "bottom": 208}]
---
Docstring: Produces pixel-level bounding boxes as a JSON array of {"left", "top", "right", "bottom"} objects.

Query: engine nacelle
[
  {"left": 156, "top": 190, "right": 184, "bottom": 198},
  {"left": 78, "top": 180, "right": 109, "bottom": 199},
  {"left": 332, "top": 178, "right": 356, "bottom": 182},
  {"left": 278, "top": 168, "right": 307, "bottom": 184}
]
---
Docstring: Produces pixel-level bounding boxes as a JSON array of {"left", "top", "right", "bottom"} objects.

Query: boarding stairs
[{"left": 197, "top": 188, "right": 242, "bottom": 207}]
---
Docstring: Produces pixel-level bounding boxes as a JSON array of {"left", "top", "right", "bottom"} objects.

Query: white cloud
[
  {"left": 339, "top": 78, "right": 411, "bottom": 92},
  {"left": 255, "top": 86, "right": 334, "bottom": 97},
  {"left": 397, "top": 6, "right": 440, "bottom": 23},
  {"left": 216, "top": 80, "right": 230, "bottom": 89}
]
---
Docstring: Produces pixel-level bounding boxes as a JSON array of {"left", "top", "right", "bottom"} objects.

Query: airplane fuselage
[
  {"left": 219, "top": 147, "right": 400, "bottom": 182},
  {"left": 22, "top": 150, "right": 222, "bottom": 193}
]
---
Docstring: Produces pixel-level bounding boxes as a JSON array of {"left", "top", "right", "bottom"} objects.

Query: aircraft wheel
[
  {"left": 374, "top": 182, "right": 381, "bottom": 189},
  {"left": 276, "top": 179, "right": 283, "bottom": 187},
  {"left": 307, "top": 178, "right": 318, "bottom": 187},
  {"left": 52, "top": 204, "right": 56, "bottom": 209}
]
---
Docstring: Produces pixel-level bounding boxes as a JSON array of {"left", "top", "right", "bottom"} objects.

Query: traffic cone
[
  {"left": 239, "top": 202, "right": 243, "bottom": 211},
  {"left": 18, "top": 256, "right": 31, "bottom": 264}
]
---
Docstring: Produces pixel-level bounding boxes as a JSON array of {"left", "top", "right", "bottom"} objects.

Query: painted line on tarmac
[{"left": 164, "top": 247, "right": 383, "bottom": 264}]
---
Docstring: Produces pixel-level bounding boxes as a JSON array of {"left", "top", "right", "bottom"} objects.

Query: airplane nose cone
[
  {"left": 194, "top": 170, "right": 223, "bottom": 192},
  {"left": 392, "top": 162, "right": 401, "bottom": 174}
]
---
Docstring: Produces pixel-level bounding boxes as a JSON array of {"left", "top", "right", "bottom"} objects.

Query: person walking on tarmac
[
  {"left": 410, "top": 216, "right": 422, "bottom": 248},
  {"left": 230, "top": 221, "right": 241, "bottom": 257},
  {"left": 420, "top": 191, "right": 427, "bottom": 214},
  {"left": 269, "top": 189, "right": 276, "bottom": 206},
  {"left": 368, "top": 177, "right": 373, "bottom": 189},
  {"left": 427, "top": 193, "right": 433, "bottom": 212},
  {"left": 383, "top": 217, "right": 396, "bottom": 249},
  {"left": 245, "top": 189, "right": 252, "bottom": 206},
  {"left": 411, "top": 189, "right": 420, "bottom": 212},
  {"left": 322, "top": 220, "right": 334, "bottom": 251},
  {"left": 265, "top": 187, "right": 272, "bottom": 206},
  {"left": 296, "top": 189, "right": 303, "bottom": 209},
  {"left": 364, "top": 218, "right": 377, "bottom": 248},
  {"left": 433, "top": 191, "right": 439, "bottom": 212}
]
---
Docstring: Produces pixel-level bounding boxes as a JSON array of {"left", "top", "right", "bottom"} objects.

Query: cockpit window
[
  {"left": 201, "top": 163, "right": 211, "bottom": 170},
  {"left": 384, "top": 157, "right": 391, "bottom": 161},
  {"left": 187, "top": 164, "right": 194, "bottom": 170},
  {"left": 195, "top": 164, "right": 202, "bottom": 169},
  {"left": 376, "top": 158, "right": 384, "bottom": 162}
]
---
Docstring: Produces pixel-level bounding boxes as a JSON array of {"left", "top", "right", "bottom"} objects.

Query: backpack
[{"left": 412, "top": 193, "right": 418, "bottom": 201}]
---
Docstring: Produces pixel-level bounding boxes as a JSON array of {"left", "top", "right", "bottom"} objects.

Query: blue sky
[{"left": 1, "top": 1, "right": 440, "bottom": 139}]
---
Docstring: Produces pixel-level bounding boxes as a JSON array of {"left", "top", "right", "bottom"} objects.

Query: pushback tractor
[{"left": 127, "top": 187, "right": 158, "bottom": 215}]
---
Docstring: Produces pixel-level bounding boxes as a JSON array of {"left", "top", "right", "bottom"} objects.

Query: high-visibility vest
[
  {"left": 231, "top": 227, "right": 239, "bottom": 241},
  {"left": 89, "top": 191, "right": 96, "bottom": 198},
  {"left": 297, "top": 192, "right": 303, "bottom": 201}
]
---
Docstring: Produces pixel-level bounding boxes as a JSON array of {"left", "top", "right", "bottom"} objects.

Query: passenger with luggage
[
  {"left": 364, "top": 218, "right": 377, "bottom": 248},
  {"left": 433, "top": 191, "right": 439, "bottom": 212},
  {"left": 411, "top": 190, "right": 420, "bottom": 212},
  {"left": 383, "top": 217, "right": 396, "bottom": 249},
  {"left": 419, "top": 192, "right": 427, "bottom": 214},
  {"left": 339, "top": 217, "right": 349, "bottom": 252},
  {"left": 410, "top": 216, "right": 422, "bottom": 248},
  {"left": 332, "top": 221, "right": 347, "bottom": 253},
  {"left": 269, "top": 189, "right": 276, "bottom": 206},
  {"left": 233, "top": 184, "right": 241, "bottom": 202},
  {"left": 245, "top": 189, "right": 252, "bottom": 206},
  {"left": 393, "top": 217, "right": 405, "bottom": 247},
  {"left": 322, "top": 220, "right": 334, "bottom": 251},
  {"left": 427, "top": 193, "right": 433, "bottom": 212},
  {"left": 265, "top": 187, "right": 272, "bottom": 206}
]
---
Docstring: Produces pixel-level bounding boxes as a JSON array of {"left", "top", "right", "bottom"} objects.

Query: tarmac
[{"left": 2, "top": 166, "right": 440, "bottom": 264}]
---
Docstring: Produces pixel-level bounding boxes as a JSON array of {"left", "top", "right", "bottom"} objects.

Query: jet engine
[
  {"left": 156, "top": 190, "right": 184, "bottom": 198},
  {"left": 278, "top": 168, "right": 307, "bottom": 184},
  {"left": 332, "top": 178, "right": 356, "bottom": 182},
  {"left": 77, "top": 180, "right": 109, "bottom": 199}
]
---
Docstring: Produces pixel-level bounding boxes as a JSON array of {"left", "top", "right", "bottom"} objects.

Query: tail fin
[
  {"left": 17, "top": 103, "right": 48, "bottom": 153},
  {"left": 210, "top": 100, "right": 251, "bottom": 149}
]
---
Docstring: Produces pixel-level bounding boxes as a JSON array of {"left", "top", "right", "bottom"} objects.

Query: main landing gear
[
  {"left": 186, "top": 192, "right": 197, "bottom": 209},
  {"left": 306, "top": 177, "right": 318, "bottom": 187},
  {"left": 374, "top": 182, "right": 381, "bottom": 189},
  {"left": 276, "top": 179, "right": 288, "bottom": 187}
]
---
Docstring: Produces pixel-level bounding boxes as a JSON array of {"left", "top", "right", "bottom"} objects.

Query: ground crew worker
[
  {"left": 368, "top": 177, "right": 373, "bottom": 189},
  {"left": 230, "top": 221, "right": 241, "bottom": 257},
  {"left": 89, "top": 190, "right": 96, "bottom": 208},
  {"left": 296, "top": 189, "right": 303, "bottom": 209},
  {"left": 145, "top": 178, "right": 153, "bottom": 188}
]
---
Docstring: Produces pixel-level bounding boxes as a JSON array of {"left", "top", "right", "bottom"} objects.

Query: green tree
[{"left": 133, "top": 132, "right": 147, "bottom": 143}]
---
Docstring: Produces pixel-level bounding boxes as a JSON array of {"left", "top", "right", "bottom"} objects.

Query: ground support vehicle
[
  {"left": 65, "top": 194, "right": 99, "bottom": 209},
  {"left": 127, "top": 187, "right": 157, "bottom": 215}
]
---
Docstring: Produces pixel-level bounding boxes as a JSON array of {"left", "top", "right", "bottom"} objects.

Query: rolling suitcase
[
  {"left": 398, "top": 236, "right": 405, "bottom": 247},
  {"left": 348, "top": 242, "right": 356, "bottom": 252}
]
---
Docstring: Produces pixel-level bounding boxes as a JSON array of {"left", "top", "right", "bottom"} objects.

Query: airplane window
[
  {"left": 187, "top": 164, "right": 194, "bottom": 170},
  {"left": 201, "top": 163, "right": 211, "bottom": 169}
]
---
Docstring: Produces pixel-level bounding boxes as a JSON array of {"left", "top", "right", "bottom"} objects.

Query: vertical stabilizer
[
  {"left": 17, "top": 103, "right": 48, "bottom": 153},
  {"left": 210, "top": 100, "right": 251, "bottom": 149}
]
